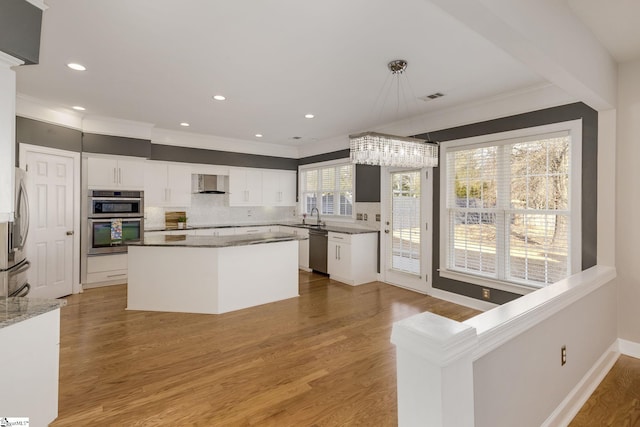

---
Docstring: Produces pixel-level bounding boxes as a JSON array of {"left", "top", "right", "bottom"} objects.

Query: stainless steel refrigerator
[{"left": 0, "top": 167, "right": 30, "bottom": 298}]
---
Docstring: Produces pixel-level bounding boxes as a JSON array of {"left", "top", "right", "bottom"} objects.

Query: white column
[
  {"left": 391, "top": 312, "right": 478, "bottom": 427},
  {"left": 0, "top": 51, "right": 23, "bottom": 223}
]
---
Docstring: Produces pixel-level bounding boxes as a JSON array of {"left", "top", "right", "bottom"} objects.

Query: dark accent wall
[
  {"left": 82, "top": 133, "right": 151, "bottom": 158},
  {"left": 150, "top": 144, "right": 298, "bottom": 170},
  {"left": 298, "top": 149, "right": 381, "bottom": 203},
  {"left": 298, "top": 149, "right": 349, "bottom": 165},
  {"left": 0, "top": 0, "right": 42, "bottom": 64},
  {"left": 15, "top": 117, "right": 83, "bottom": 165},
  {"left": 355, "top": 164, "right": 381, "bottom": 202},
  {"left": 415, "top": 102, "right": 597, "bottom": 304}
]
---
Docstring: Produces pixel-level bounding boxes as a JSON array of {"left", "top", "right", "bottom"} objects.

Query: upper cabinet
[
  {"left": 229, "top": 168, "right": 263, "bottom": 206},
  {"left": 87, "top": 156, "right": 145, "bottom": 190},
  {"left": 263, "top": 170, "right": 296, "bottom": 206},
  {"left": 144, "top": 161, "right": 191, "bottom": 207}
]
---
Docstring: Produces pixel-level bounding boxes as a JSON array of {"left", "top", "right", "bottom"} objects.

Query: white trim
[
  {"left": 541, "top": 341, "right": 619, "bottom": 427},
  {"left": 19, "top": 143, "right": 82, "bottom": 294},
  {"left": 439, "top": 119, "right": 583, "bottom": 290},
  {"left": 0, "top": 51, "right": 24, "bottom": 67},
  {"left": 464, "top": 265, "right": 616, "bottom": 359},
  {"left": 23, "top": 0, "right": 48, "bottom": 10},
  {"left": 618, "top": 339, "right": 640, "bottom": 359},
  {"left": 427, "top": 287, "right": 497, "bottom": 312}
]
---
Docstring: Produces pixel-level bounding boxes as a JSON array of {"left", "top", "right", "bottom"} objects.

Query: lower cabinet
[
  {"left": 279, "top": 226, "right": 310, "bottom": 271},
  {"left": 0, "top": 309, "right": 60, "bottom": 426},
  {"left": 328, "top": 232, "right": 378, "bottom": 286},
  {"left": 85, "top": 254, "right": 128, "bottom": 287}
]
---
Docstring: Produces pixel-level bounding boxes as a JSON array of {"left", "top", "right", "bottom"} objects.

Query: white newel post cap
[{"left": 391, "top": 311, "right": 478, "bottom": 366}]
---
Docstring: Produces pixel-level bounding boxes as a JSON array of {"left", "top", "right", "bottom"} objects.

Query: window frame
[
  {"left": 439, "top": 119, "right": 582, "bottom": 293},
  {"left": 298, "top": 159, "right": 355, "bottom": 221}
]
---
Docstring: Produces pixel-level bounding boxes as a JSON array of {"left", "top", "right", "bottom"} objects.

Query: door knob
[
  {"left": 66, "top": 231, "right": 74, "bottom": 236},
  {"left": 384, "top": 229, "right": 389, "bottom": 234}
]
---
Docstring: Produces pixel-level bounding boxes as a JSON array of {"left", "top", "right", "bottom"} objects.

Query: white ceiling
[
  {"left": 14, "top": 0, "right": 639, "bottom": 149},
  {"left": 567, "top": 0, "right": 640, "bottom": 63}
]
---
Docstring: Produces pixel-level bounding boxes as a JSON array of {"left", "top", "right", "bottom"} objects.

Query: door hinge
[
  {"left": 425, "top": 170, "right": 429, "bottom": 179},
  {"left": 425, "top": 274, "right": 428, "bottom": 282},
  {"left": 425, "top": 222, "right": 428, "bottom": 231},
  {"left": 25, "top": 164, "right": 28, "bottom": 172}
]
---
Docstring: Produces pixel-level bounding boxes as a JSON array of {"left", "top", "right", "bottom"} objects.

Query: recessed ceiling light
[
  {"left": 213, "top": 95, "right": 226, "bottom": 101},
  {"left": 67, "top": 63, "right": 86, "bottom": 71},
  {"left": 180, "top": 122, "right": 190, "bottom": 127},
  {"left": 304, "top": 114, "right": 315, "bottom": 119},
  {"left": 72, "top": 106, "right": 85, "bottom": 111},
  {"left": 255, "top": 134, "right": 263, "bottom": 138}
]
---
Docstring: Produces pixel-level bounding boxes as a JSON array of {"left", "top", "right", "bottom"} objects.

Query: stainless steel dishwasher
[{"left": 308, "top": 228, "right": 328, "bottom": 274}]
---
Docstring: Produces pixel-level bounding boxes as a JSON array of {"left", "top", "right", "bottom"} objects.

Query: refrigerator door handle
[
  {"left": 11, "top": 260, "right": 30, "bottom": 275},
  {"left": 18, "top": 178, "right": 30, "bottom": 248},
  {"left": 9, "top": 282, "right": 30, "bottom": 297}
]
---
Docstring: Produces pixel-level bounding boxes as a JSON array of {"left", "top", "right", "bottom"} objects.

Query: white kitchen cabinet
[
  {"left": 144, "top": 161, "right": 191, "bottom": 207},
  {"left": 280, "top": 226, "right": 310, "bottom": 270},
  {"left": 263, "top": 170, "right": 297, "bottom": 206},
  {"left": 328, "top": 232, "right": 378, "bottom": 286},
  {"left": 85, "top": 253, "right": 128, "bottom": 287},
  {"left": 194, "top": 227, "right": 236, "bottom": 236},
  {"left": 229, "top": 168, "right": 263, "bottom": 206},
  {"left": 0, "top": 309, "right": 60, "bottom": 426},
  {"left": 235, "top": 225, "right": 273, "bottom": 235},
  {"left": 87, "top": 156, "right": 145, "bottom": 190}
]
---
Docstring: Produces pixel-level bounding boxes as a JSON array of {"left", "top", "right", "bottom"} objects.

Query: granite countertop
[
  {"left": 0, "top": 297, "right": 66, "bottom": 329},
  {"left": 146, "top": 223, "right": 379, "bottom": 235},
  {"left": 130, "top": 231, "right": 307, "bottom": 248}
]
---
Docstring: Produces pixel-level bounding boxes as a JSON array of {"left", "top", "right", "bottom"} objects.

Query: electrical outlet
[
  {"left": 356, "top": 213, "right": 363, "bottom": 220},
  {"left": 482, "top": 288, "right": 491, "bottom": 300},
  {"left": 561, "top": 345, "right": 567, "bottom": 366},
  {"left": 247, "top": 209, "right": 252, "bottom": 217},
  {"left": 363, "top": 213, "right": 368, "bottom": 221},
  {"left": 376, "top": 214, "right": 381, "bottom": 222}
]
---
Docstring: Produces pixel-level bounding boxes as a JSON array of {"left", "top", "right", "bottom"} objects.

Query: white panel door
[{"left": 25, "top": 151, "right": 74, "bottom": 298}]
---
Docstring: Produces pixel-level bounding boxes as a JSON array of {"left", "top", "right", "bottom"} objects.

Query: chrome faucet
[{"left": 310, "top": 207, "right": 323, "bottom": 227}]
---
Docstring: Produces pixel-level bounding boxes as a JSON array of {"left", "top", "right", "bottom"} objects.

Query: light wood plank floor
[
  {"left": 571, "top": 354, "right": 640, "bottom": 427},
  {"left": 51, "top": 271, "right": 480, "bottom": 426}
]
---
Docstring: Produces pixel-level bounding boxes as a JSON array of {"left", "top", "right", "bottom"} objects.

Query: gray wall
[
  {"left": 0, "top": 0, "right": 42, "bottom": 64},
  {"left": 415, "top": 102, "right": 598, "bottom": 304}
]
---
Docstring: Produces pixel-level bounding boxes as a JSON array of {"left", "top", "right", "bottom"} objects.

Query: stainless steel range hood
[{"left": 195, "top": 174, "right": 228, "bottom": 194}]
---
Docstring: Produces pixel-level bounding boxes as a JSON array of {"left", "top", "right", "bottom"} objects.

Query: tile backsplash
[
  {"left": 144, "top": 194, "right": 381, "bottom": 231},
  {"left": 145, "top": 193, "right": 297, "bottom": 229}
]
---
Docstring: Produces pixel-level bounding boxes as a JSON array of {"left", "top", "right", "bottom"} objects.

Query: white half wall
[{"left": 471, "top": 279, "right": 617, "bottom": 427}]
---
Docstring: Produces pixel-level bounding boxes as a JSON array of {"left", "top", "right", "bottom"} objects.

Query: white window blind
[
  {"left": 301, "top": 162, "right": 353, "bottom": 218},
  {"left": 445, "top": 131, "right": 572, "bottom": 287}
]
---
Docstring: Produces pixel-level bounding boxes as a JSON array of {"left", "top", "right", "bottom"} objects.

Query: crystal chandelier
[{"left": 349, "top": 60, "right": 439, "bottom": 168}]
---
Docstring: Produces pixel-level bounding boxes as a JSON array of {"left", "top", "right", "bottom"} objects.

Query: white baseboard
[
  {"left": 427, "top": 287, "right": 498, "bottom": 312},
  {"left": 542, "top": 341, "right": 620, "bottom": 427},
  {"left": 619, "top": 338, "right": 640, "bottom": 359}
]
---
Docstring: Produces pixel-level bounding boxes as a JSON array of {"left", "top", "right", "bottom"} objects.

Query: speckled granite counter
[
  {"left": 0, "top": 297, "right": 66, "bottom": 329},
  {"left": 131, "top": 231, "right": 307, "bottom": 248}
]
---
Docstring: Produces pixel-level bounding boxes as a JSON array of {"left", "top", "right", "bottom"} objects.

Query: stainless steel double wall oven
[{"left": 87, "top": 190, "right": 144, "bottom": 255}]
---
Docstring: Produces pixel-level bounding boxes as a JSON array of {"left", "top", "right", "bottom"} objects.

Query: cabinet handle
[
  {"left": 119, "top": 168, "right": 122, "bottom": 184},
  {"left": 113, "top": 168, "right": 117, "bottom": 184},
  {"left": 338, "top": 245, "right": 341, "bottom": 261}
]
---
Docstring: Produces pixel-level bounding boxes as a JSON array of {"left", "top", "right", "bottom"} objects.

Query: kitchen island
[{"left": 127, "top": 232, "right": 305, "bottom": 314}]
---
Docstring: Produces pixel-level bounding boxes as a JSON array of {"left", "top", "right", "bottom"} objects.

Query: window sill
[{"left": 438, "top": 269, "right": 540, "bottom": 296}]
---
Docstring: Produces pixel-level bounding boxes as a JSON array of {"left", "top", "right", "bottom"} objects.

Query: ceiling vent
[{"left": 420, "top": 92, "right": 445, "bottom": 101}]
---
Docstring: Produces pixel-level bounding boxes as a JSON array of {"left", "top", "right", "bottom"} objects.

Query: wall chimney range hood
[{"left": 195, "top": 174, "right": 227, "bottom": 194}]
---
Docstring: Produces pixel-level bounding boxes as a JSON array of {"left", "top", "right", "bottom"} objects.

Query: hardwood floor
[
  {"left": 51, "top": 271, "right": 480, "bottom": 426},
  {"left": 571, "top": 354, "right": 640, "bottom": 427}
]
